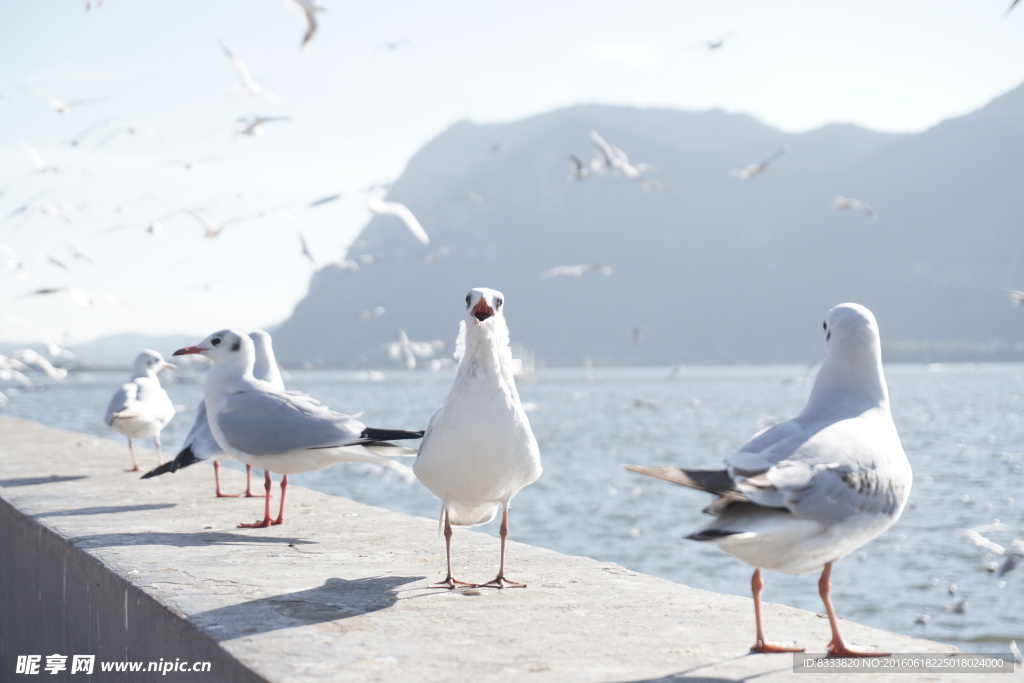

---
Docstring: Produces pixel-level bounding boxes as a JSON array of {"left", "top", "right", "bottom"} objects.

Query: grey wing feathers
[
  {"left": 181, "top": 401, "right": 224, "bottom": 460},
  {"left": 216, "top": 390, "right": 366, "bottom": 456},
  {"left": 104, "top": 383, "right": 136, "bottom": 424}
]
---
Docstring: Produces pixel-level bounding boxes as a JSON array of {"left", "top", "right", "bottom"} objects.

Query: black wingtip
[
  {"left": 360, "top": 427, "right": 425, "bottom": 441},
  {"left": 140, "top": 445, "right": 203, "bottom": 479}
]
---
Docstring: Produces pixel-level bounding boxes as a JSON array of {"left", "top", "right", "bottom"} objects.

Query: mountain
[{"left": 272, "top": 87, "right": 1024, "bottom": 367}]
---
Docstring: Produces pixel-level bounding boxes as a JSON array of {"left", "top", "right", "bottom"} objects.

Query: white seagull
[
  {"left": 1001, "top": 289, "right": 1024, "bottom": 307},
  {"left": 540, "top": 263, "right": 613, "bottom": 279},
  {"left": 961, "top": 528, "right": 1024, "bottom": 577},
  {"left": 413, "top": 288, "right": 543, "bottom": 589},
  {"left": 626, "top": 303, "right": 911, "bottom": 657},
  {"left": 732, "top": 145, "right": 789, "bottom": 180},
  {"left": 142, "top": 330, "right": 285, "bottom": 498},
  {"left": 833, "top": 195, "right": 876, "bottom": 220},
  {"left": 366, "top": 197, "right": 430, "bottom": 245},
  {"left": 172, "top": 329, "right": 423, "bottom": 527},
  {"left": 104, "top": 350, "right": 177, "bottom": 472},
  {"left": 235, "top": 115, "right": 291, "bottom": 138},
  {"left": 289, "top": 0, "right": 324, "bottom": 50},
  {"left": 220, "top": 41, "right": 282, "bottom": 103}
]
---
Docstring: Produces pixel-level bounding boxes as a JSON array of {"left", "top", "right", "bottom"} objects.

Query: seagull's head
[
  {"left": 134, "top": 349, "right": 175, "bottom": 377},
  {"left": 464, "top": 287, "right": 504, "bottom": 326},
  {"left": 173, "top": 329, "right": 250, "bottom": 364},
  {"left": 822, "top": 303, "right": 879, "bottom": 347}
]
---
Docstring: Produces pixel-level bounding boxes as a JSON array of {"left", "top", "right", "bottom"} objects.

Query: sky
[{"left": 2, "top": 0, "right": 1024, "bottom": 348}]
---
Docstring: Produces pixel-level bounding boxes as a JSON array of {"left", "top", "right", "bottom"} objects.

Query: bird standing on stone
[
  {"left": 172, "top": 329, "right": 423, "bottom": 527},
  {"left": 627, "top": 303, "right": 911, "bottom": 656},
  {"left": 142, "top": 330, "right": 284, "bottom": 497},
  {"left": 413, "top": 288, "right": 543, "bottom": 589},
  {"left": 104, "top": 350, "right": 176, "bottom": 472}
]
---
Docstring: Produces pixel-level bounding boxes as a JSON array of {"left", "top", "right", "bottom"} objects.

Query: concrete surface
[{"left": 0, "top": 416, "right": 999, "bottom": 682}]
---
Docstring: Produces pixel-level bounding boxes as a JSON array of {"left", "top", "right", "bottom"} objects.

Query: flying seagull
[
  {"left": 732, "top": 145, "right": 789, "bottom": 180},
  {"left": 833, "top": 195, "right": 876, "bottom": 220},
  {"left": 220, "top": 42, "right": 282, "bottom": 103}
]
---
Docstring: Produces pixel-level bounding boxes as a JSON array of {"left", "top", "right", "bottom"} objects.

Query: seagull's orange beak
[
  {"left": 172, "top": 346, "right": 205, "bottom": 356},
  {"left": 472, "top": 298, "right": 494, "bottom": 322}
]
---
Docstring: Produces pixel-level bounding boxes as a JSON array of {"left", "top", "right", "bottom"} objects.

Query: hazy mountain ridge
[{"left": 231, "top": 91, "right": 1024, "bottom": 366}]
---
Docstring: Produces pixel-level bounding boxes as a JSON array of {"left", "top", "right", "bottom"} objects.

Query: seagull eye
[
  {"left": 212, "top": 337, "right": 221, "bottom": 347},
  {"left": 822, "top": 322, "right": 827, "bottom": 331},
  {"left": 465, "top": 294, "right": 471, "bottom": 307},
  {"left": 495, "top": 297, "right": 503, "bottom": 309}
]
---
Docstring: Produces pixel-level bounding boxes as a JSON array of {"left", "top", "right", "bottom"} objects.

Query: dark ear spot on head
[{"left": 231, "top": 340, "right": 240, "bottom": 352}]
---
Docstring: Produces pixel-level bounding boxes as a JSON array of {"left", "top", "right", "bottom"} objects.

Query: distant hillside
[{"left": 272, "top": 88, "right": 1024, "bottom": 367}]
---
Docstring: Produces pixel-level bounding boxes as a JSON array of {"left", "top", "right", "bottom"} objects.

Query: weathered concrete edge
[
  {"left": 0, "top": 417, "right": 972, "bottom": 683},
  {"left": 0, "top": 493, "right": 269, "bottom": 683}
]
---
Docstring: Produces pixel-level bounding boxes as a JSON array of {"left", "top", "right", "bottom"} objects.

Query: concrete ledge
[{"left": 0, "top": 417, "right": 973, "bottom": 682}]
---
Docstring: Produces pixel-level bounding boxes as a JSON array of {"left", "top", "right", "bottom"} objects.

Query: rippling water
[{"left": 4, "top": 363, "right": 1022, "bottom": 654}]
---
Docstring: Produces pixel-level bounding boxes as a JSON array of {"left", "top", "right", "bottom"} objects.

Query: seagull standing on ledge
[
  {"left": 627, "top": 303, "right": 911, "bottom": 657},
  {"left": 105, "top": 350, "right": 176, "bottom": 472},
  {"left": 173, "top": 329, "right": 423, "bottom": 527},
  {"left": 413, "top": 288, "right": 542, "bottom": 589},
  {"left": 142, "top": 330, "right": 284, "bottom": 497}
]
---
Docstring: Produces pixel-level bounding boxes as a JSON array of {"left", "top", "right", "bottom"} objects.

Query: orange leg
[
  {"left": 238, "top": 470, "right": 273, "bottom": 528},
  {"left": 477, "top": 507, "right": 526, "bottom": 589},
  {"left": 213, "top": 460, "right": 239, "bottom": 498},
  {"left": 271, "top": 475, "right": 287, "bottom": 525},
  {"left": 750, "top": 568, "right": 804, "bottom": 653},
  {"left": 124, "top": 438, "right": 141, "bottom": 472},
  {"left": 432, "top": 510, "right": 475, "bottom": 590},
  {"left": 819, "top": 562, "right": 888, "bottom": 657},
  {"left": 244, "top": 464, "right": 266, "bottom": 497}
]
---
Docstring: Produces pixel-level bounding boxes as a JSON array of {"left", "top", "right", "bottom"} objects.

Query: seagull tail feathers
[
  {"left": 622, "top": 464, "right": 738, "bottom": 496},
  {"left": 141, "top": 444, "right": 203, "bottom": 479}
]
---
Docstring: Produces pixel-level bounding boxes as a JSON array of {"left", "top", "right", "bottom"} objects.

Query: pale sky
[{"left": 2, "top": 0, "right": 1023, "bottom": 346}]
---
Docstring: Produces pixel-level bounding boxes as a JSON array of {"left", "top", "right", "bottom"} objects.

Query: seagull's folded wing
[
  {"left": 216, "top": 390, "right": 366, "bottom": 456},
  {"left": 180, "top": 401, "right": 224, "bottom": 460},
  {"left": 105, "top": 383, "right": 137, "bottom": 424}
]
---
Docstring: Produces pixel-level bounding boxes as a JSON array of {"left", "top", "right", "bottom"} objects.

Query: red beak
[
  {"left": 472, "top": 298, "right": 494, "bottom": 322},
  {"left": 173, "top": 346, "right": 205, "bottom": 356}
]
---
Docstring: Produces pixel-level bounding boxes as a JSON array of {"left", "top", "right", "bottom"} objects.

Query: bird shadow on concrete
[
  {"left": 70, "top": 530, "right": 317, "bottom": 549},
  {"left": 190, "top": 575, "right": 424, "bottom": 641},
  {"left": 0, "top": 475, "right": 88, "bottom": 487},
  {"left": 34, "top": 503, "right": 178, "bottom": 517}
]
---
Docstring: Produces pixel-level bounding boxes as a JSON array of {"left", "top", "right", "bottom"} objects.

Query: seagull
[
  {"left": 19, "top": 139, "right": 87, "bottom": 175},
  {"left": 235, "top": 115, "right": 291, "bottom": 137},
  {"left": 944, "top": 594, "right": 968, "bottom": 613},
  {"left": 589, "top": 130, "right": 646, "bottom": 178},
  {"left": 95, "top": 125, "right": 163, "bottom": 148},
  {"left": 833, "top": 195, "right": 876, "bottom": 220},
  {"left": 60, "top": 119, "right": 110, "bottom": 147},
  {"left": 913, "top": 608, "right": 930, "bottom": 627},
  {"left": 298, "top": 231, "right": 316, "bottom": 266},
  {"left": 540, "top": 263, "right": 613, "bottom": 279},
  {"left": 413, "top": 288, "right": 543, "bottom": 589},
  {"left": 289, "top": 0, "right": 324, "bottom": 50},
  {"left": 732, "top": 145, "right": 789, "bottom": 180},
  {"left": 27, "top": 88, "right": 105, "bottom": 115},
  {"left": 172, "top": 329, "right": 424, "bottom": 527},
  {"left": 104, "top": 350, "right": 177, "bottom": 472},
  {"left": 366, "top": 197, "right": 430, "bottom": 245},
  {"left": 626, "top": 303, "right": 911, "bottom": 657},
  {"left": 220, "top": 42, "right": 282, "bottom": 103},
  {"left": 961, "top": 528, "right": 1024, "bottom": 577},
  {"left": 143, "top": 330, "right": 284, "bottom": 497},
  {"left": 1001, "top": 289, "right": 1024, "bottom": 307},
  {"left": 567, "top": 152, "right": 589, "bottom": 181},
  {"left": 386, "top": 329, "right": 444, "bottom": 369}
]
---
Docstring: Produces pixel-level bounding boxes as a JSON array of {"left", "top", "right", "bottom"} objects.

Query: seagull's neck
[
  {"left": 805, "top": 340, "right": 889, "bottom": 415},
  {"left": 457, "top": 320, "right": 518, "bottom": 393},
  {"left": 204, "top": 353, "right": 257, "bottom": 403}
]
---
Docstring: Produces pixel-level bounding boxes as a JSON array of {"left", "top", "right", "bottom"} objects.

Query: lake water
[{"left": 3, "top": 363, "right": 1022, "bottom": 655}]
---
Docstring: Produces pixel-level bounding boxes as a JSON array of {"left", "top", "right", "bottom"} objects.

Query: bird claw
[
  {"left": 125, "top": 466, "right": 142, "bottom": 472},
  {"left": 237, "top": 518, "right": 273, "bottom": 528},
  {"left": 431, "top": 576, "right": 476, "bottom": 590},
  {"left": 826, "top": 641, "right": 888, "bottom": 658},
  {"left": 215, "top": 491, "right": 240, "bottom": 498},
  {"left": 476, "top": 575, "right": 526, "bottom": 589},
  {"left": 751, "top": 640, "right": 805, "bottom": 654}
]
